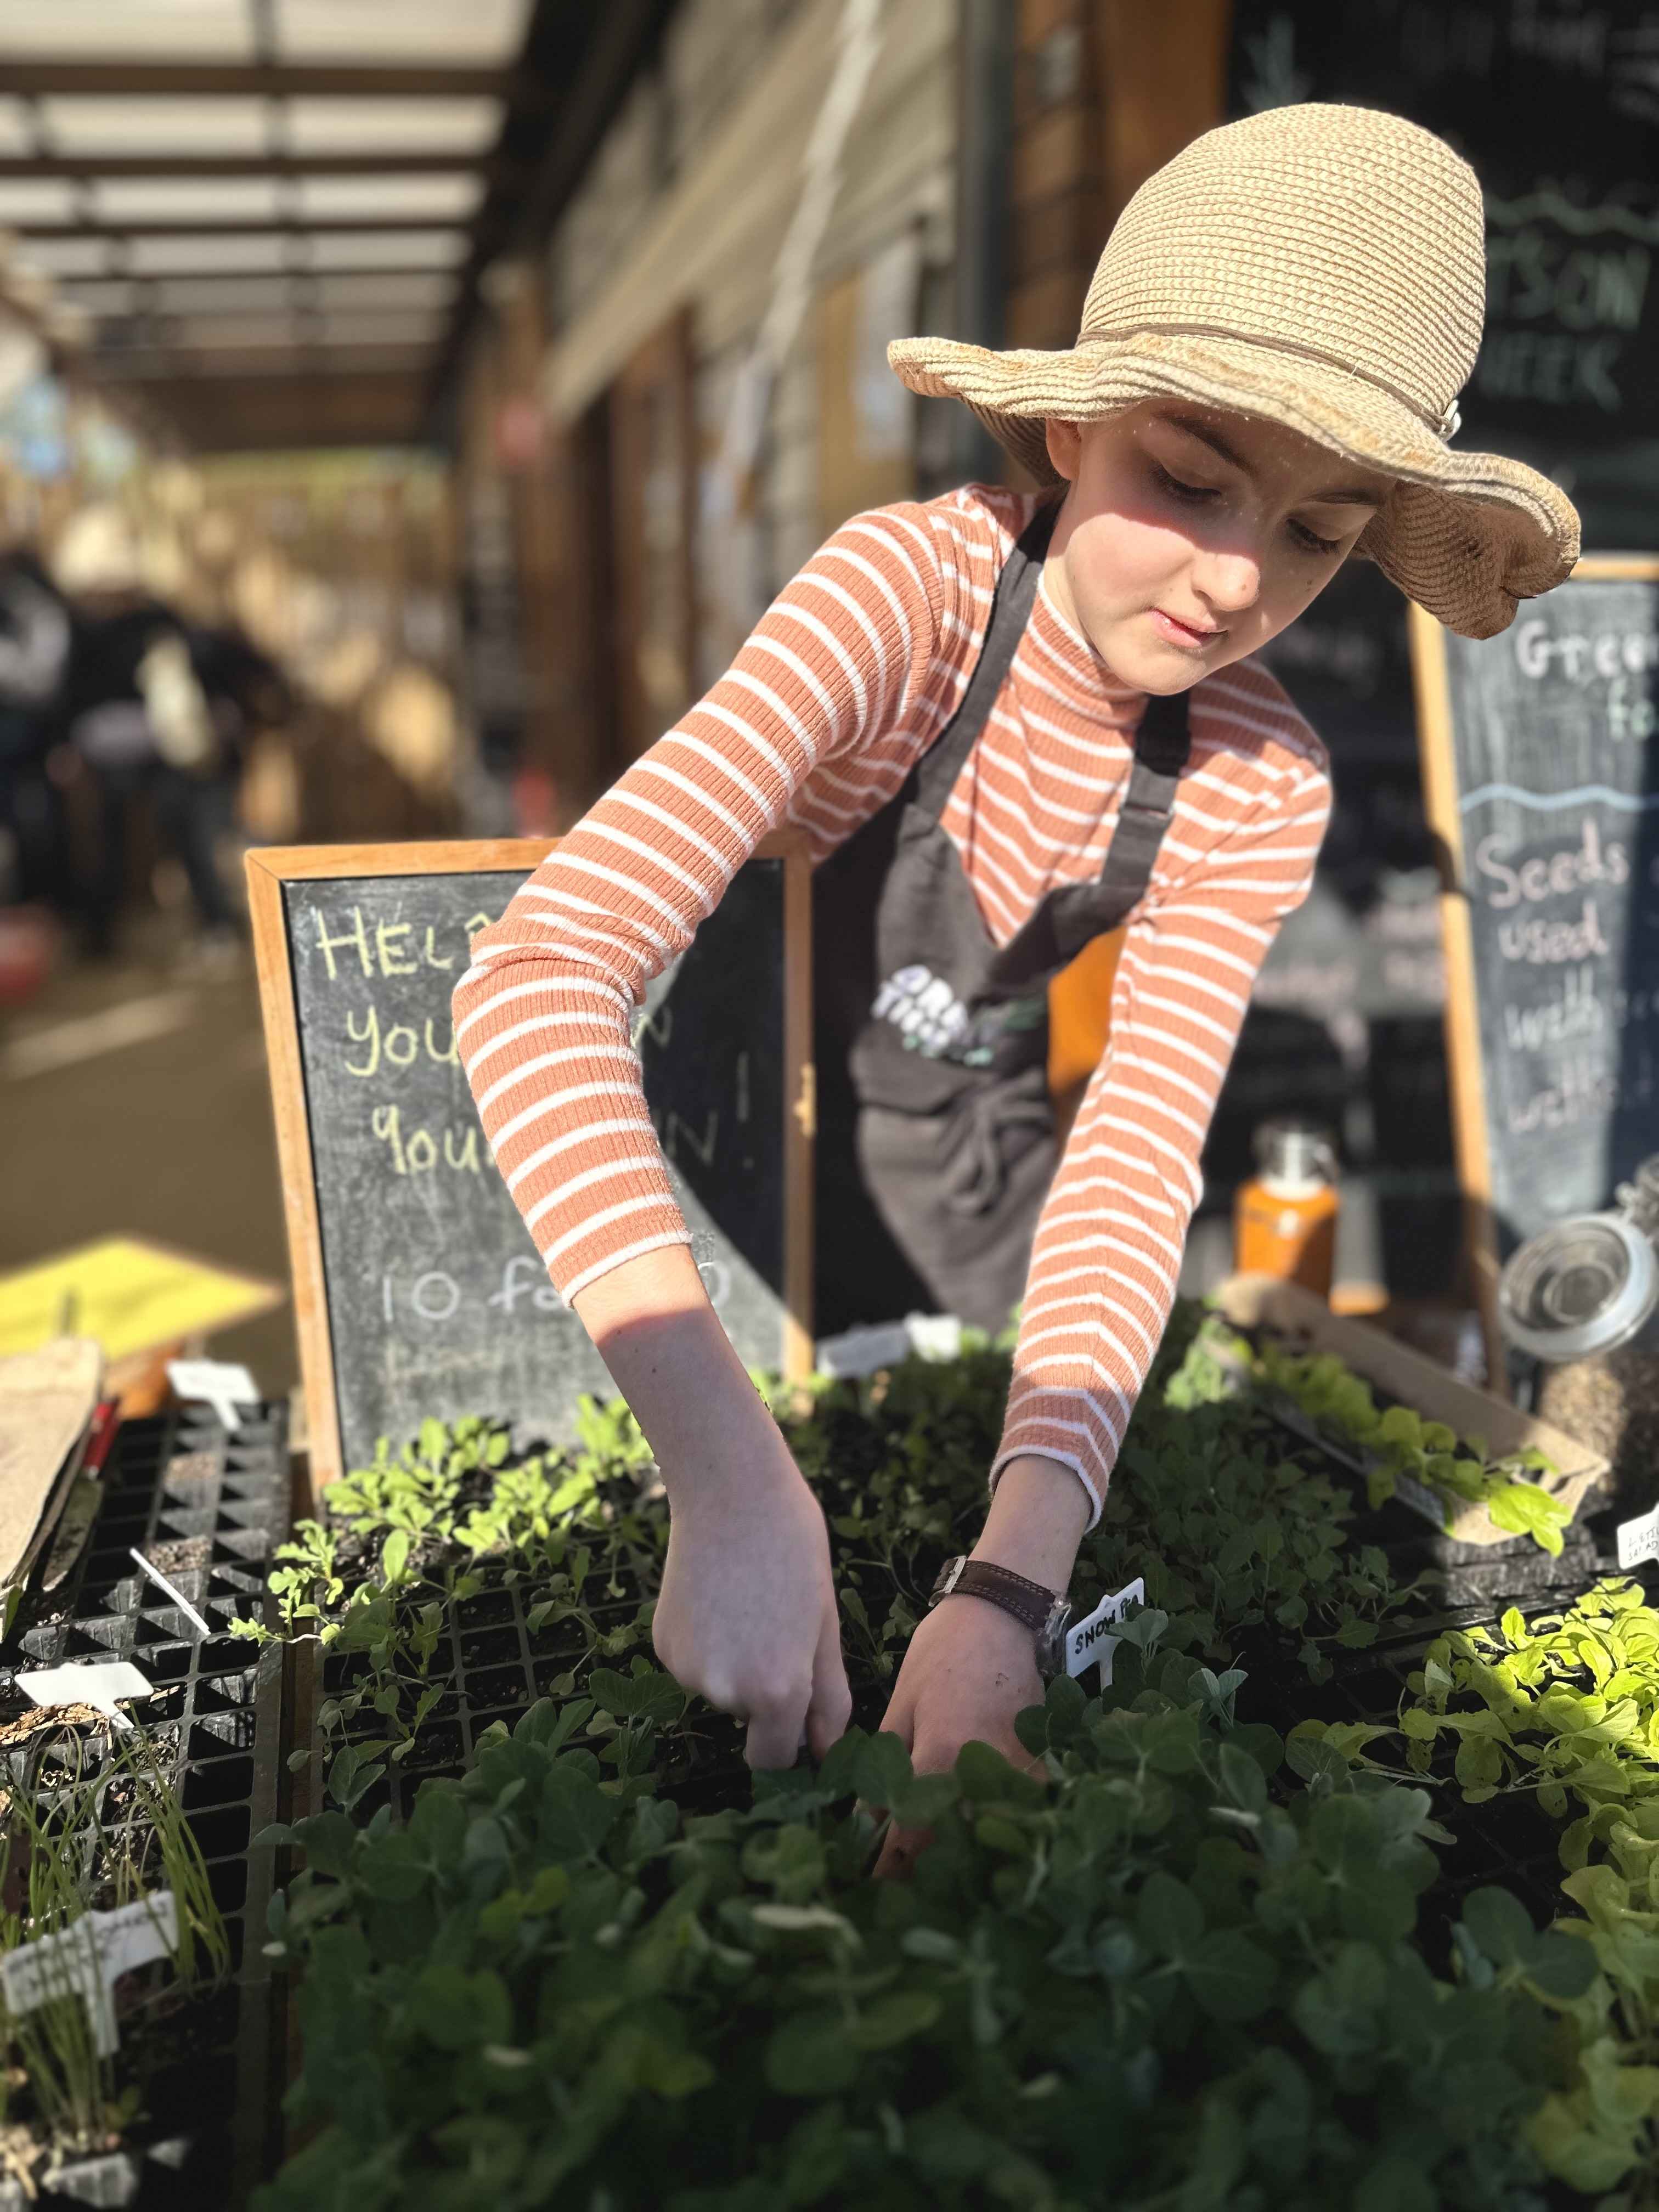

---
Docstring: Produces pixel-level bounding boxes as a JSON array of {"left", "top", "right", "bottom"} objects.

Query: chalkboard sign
[
  {"left": 1227, "top": 2, "right": 1659, "bottom": 549},
  {"left": 1410, "top": 558, "right": 1659, "bottom": 1358},
  {"left": 247, "top": 837, "right": 812, "bottom": 1488}
]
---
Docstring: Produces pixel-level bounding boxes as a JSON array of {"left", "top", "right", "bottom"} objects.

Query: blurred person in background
[
  {"left": 52, "top": 504, "right": 239, "bottom": 968},
  {"left": 0, "top": 530, "right": 72, "bottom": 913}
]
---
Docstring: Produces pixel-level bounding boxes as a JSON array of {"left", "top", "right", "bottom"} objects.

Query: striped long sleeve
[
  {"left": 995, "top": 665, "right": 1331, "bottom": 1513},
  {"left": 453, "top": 484, "right": 1330, "bottom": 1519}
]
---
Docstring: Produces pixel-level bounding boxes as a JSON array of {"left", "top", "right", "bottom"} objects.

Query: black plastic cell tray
[
  {"left": 0, "top": 1402, "right": 289, "bottom": 2211},
  {"left": 1235, "top": 1540, "right": 1635, "bottom": 1963},
  {"left": 310, "top": 1553, "right": 748, "bottom": 1824}
]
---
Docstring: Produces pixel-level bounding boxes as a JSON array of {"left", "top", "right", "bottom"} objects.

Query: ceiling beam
[
  {"left": 64, "top": 263, "right": 459, "bottom": 285},
  {"left": 95, "top": 366, "right": 432, "bottom": 449},
  {"left": 11, "top": 217, "right": 471, "bottom": 239},
  {"left": 0, "top": 152, "right": 503, "bottom": 181},
  {"left": 0, "top": 61, "right": 522, "bottom": 98}
]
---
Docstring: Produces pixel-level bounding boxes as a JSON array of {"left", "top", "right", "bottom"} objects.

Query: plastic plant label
[
  {"left": 815, "top": 1313, "right": 963, "bottom": 1379},
  {"left": 17, "top": 1660, "right": 153, "bottom": 1731},
  {"left": 904, "top": 1313, "right": 963, "bottom": 1363},
  {"left": 1618, "top": 1503, "right": 1659, "bottom": 1571},
  {"left": 815, "top": 1321, "right": 915, "bottom": 1379},
  {"left": 0, "top": 1893, "right": 177, "bottom": 2056},
  {"left": 1065, "top": 1577, "right": 1146, "bottom": 1684},
  {"left": 166, "top": 1358, "right": 258, "bottom": 1432},
  {"left": 128, "top": 1548, "right": 212, "bottom": 1637}
]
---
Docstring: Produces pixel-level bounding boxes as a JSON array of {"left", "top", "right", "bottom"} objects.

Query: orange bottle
[{"left": 1234, "top": 1119, "right": 1340, "bottom": 1299}]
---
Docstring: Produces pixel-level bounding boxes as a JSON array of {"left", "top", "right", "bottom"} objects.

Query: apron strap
[
  {"left": 1011, "top": 686, "right": 1194, "bottom": 975},
  {"left": 912, "top": 498, "right": 1062, "bottom": 823}
]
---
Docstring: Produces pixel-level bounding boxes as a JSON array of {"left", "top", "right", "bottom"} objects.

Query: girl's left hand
[{"left": 871, "top": 1594, "right": 1044, "bottom": 1877}]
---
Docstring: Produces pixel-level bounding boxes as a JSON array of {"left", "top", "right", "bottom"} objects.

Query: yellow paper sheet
[{"left": 0, "top": 1239, "right": 282, "bottom": 1361}]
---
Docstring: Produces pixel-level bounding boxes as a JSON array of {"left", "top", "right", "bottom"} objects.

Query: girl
[{"left": 453, "top": 104, "right": 1578, "bottom": 1836}]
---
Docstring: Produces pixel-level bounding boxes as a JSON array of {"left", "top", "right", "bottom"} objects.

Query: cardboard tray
[{"left": 1215, "top": 1274, "right": 1611, "bottom": 1547}]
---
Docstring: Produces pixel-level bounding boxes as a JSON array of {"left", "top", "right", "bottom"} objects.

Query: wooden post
[
  {"left": 608, "top": 308, "right": 698, "bottom": 769},
  {"left": 1408, "top": 598, "right": 1505, "bottom": 1389}
]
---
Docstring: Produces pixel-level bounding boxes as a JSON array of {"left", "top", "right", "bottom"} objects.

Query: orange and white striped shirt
[{"left": 454, "top": 485, "right": 1330, "bottom": 1523}]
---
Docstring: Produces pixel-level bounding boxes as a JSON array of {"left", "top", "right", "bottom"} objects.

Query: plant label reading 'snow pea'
[{"left": 1065, "top": 1577, "right": 1144, "bottom": 1683}]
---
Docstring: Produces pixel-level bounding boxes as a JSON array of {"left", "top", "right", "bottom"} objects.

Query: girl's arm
[
  {"left": 573, "top": 1245, "right": 850, "bottom": 1768},
  {"left": 454, "top": 501, "right": 951, "bottom": 1765},
  {"left": 994, "top": 687, "right": 1331, "bottom": 1517},
  {"left": 874, "top": 674, "right": 1331, "bottom": 1850}
]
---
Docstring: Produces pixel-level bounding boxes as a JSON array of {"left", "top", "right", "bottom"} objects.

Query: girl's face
[{"left": 1042, "top": 403, "right": 1392, "bottom": 693}]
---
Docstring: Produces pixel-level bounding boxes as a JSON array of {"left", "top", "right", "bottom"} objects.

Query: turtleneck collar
[{"left": 1028, "top": 566, "right": 1148, "bottom": 727}]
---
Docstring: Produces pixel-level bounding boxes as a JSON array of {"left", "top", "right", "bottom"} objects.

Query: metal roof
[{"left": 0, "top": 0, "right": 538, "bottom": 441}]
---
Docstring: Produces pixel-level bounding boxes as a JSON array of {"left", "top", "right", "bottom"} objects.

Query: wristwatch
[{"left": 929, "top": 1555, "right": 1073, "bottom": 1678}]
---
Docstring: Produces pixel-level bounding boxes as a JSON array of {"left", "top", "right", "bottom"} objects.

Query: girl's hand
[
  {"left": 573, "top": 1243, "right": 851, "bottom": 1771},
  {"left": 871, "top": 1451, "right": 1091, "bottom": 1875},
  {"left": 652, "top": 1432, "right": 850, "bottom": 1770},
  {"left": 872, "top": 1594, "right": 1042, "bottom": 1876}
]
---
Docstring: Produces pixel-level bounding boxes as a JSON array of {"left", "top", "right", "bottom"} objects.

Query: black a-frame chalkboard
[
  {"left": 249, "top": 837, "right": 812, "bottom": 1491},
  {"left": 1411, "top": 558, "right": 1659, "bottom": 1369}
]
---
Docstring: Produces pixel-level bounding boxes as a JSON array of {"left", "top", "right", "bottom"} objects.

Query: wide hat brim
[{"left": 888, "top": 328, "right": 1579, "bottom": 640}]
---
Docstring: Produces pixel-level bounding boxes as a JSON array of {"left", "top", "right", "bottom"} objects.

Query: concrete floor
[{"left": 1, "top": 922, "right": 298, "bottom": 1400}]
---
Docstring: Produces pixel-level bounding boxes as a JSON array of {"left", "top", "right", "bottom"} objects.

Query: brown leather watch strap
[{"left": 932, "top": 1556, "right": 1056, "bottom": 1636}]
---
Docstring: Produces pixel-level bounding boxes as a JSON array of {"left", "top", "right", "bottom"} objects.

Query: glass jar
[
  {"left": 1234, "top": 1119, "right": 1339, "bottom": 1299},
  {"left": 1499, "top": 1212, "right": 1659, "bottom": 1505}
]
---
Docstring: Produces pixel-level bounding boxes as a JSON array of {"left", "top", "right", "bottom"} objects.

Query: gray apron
[{"left": 812, "top": 498, "right": 1191, "bottom": 1334}]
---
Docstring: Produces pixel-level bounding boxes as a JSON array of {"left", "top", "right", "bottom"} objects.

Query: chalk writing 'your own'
[
  {"left": 345, "top": 1008, "right": 458, "bottom": 1075},
  {"left": 371, "top": 1105, "right": 489, "bottom": 1176}
]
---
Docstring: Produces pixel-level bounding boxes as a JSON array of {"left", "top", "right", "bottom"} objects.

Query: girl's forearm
[
  {"left": 575, "top": 1252, "right": 1091, "bottom": 1581},
  {"left": 571, "top": 1243, "right": 780, "bottom": 1502},
  {"left": 974, "top": 1454, "right": 1091, "bottom": 1590}
]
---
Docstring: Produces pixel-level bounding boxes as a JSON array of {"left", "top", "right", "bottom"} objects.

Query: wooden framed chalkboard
[
  {"left": 247, "top": 836, "right": 813, "bottom": 1491},
  {"left": 1410, "top": 558, "right": 1659, "bottom": 1374}
]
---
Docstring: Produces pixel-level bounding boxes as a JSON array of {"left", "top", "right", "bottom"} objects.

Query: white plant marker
[
  {"left": 1064, "top": 1578, "right": 1147, "bottom": 1686},
  {"left": 1619, "top": 1502, "right": 1659, "bottom": 1571},
  {"left": 16, "top": 1660, "right": 153, "bottom": 1733},
  {"left": 127, "top": 1549, "right": 212, "bottom": 1638},
  {"left": 0, "top": 1894, "right": 178, "bottom": 2056},
  {"left": 165, "top": 1358, "right": 258, "bottom": 1434},
  {"left": 815, "top": 1312, "right": 964, "bottom": 1379}
]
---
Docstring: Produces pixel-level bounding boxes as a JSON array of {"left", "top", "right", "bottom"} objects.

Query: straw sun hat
[{"left": 888, "top": 103, "right": 1578, "bottom": 639}]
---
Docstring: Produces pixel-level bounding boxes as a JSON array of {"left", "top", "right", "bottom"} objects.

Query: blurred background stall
[{"left": 0, "top": 0, "right": 1647, "bottom": 1403}]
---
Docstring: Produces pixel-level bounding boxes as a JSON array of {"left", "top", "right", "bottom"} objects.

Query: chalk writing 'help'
[{"left": 308, "top": 903, "right": 503, "bottom": 983}]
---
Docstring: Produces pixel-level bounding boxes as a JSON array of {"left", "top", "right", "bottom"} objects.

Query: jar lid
[
  {"left": 1252, "top": 1118, "right": 1336, "bottom": 1188},
  {"left": 1499, "top": 1212, "right": 1659, "bottom": 1362}
]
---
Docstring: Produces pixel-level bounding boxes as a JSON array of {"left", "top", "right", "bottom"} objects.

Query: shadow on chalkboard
[{"left": 637, "top": 866, "right": 788, "bottom": 1300}]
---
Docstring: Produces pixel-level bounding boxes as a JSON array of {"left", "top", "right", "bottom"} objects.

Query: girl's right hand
[
  {"left": 573, "top": 1243, "right": 851, "bottom": 1770},
  {"left": 651, "top": 1430, "right": 850, "bottom": 1770}
]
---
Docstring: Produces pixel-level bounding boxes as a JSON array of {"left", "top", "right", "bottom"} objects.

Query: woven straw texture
[{"left": 889, "top": 104, "right": 1579, "bottom": 639}]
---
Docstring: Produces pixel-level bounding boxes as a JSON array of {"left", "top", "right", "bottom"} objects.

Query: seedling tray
[
  {"left": 1236, "top": 1543, "right": 1628, "bottom": 1966},
  {"left": 1215, "top": 1273, "right": 1610, "bottom": 1544},
  {"left": 307, "top": 1558, "right": 753, "bottom": 1824},
  {"left": 0, "top": 1401, "right": 289, "bottom": 2211}
]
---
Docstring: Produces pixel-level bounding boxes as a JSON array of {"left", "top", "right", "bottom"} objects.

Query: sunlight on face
[{"left": 1041, "top": 404, "right": 1392, "bottom": 695}]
